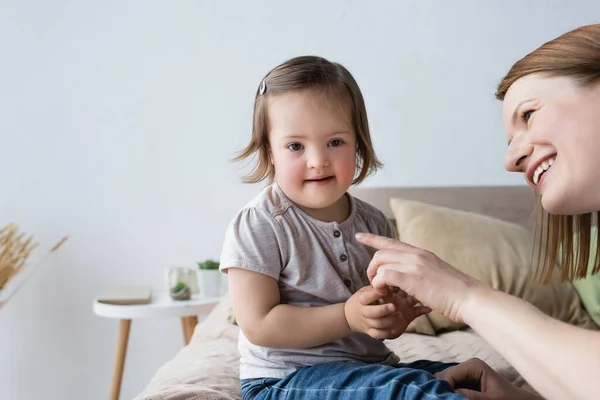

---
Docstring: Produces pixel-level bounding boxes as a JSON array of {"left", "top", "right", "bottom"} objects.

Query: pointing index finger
[{"left": 355, "top": 233, "right": 414, "bottom": 251}]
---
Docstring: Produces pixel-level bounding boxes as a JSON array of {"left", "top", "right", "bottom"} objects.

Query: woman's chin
[
  {"left": 540, "top": 188, "right": 592, "bottom": 215},
  {"left": 539, "top": 183, "right": 567, "bottom": 214},
  {"left": 540, "top": 198, "right": 566, "bottom": 215}
]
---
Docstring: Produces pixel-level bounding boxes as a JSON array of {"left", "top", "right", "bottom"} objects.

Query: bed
[{"left": 134, "top": 186, "right": 598, "bottom": 400}]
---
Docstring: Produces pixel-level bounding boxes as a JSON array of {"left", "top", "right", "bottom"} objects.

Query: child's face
[{"left": 267, "top": 91, "right": 357, "bottom": 215}]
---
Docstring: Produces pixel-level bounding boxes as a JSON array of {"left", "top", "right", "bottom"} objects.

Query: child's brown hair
[{"left": 234, "top": 55, "right": 382, "bottom": 184}]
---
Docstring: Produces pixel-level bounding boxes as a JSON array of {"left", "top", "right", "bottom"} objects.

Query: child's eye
[
  {"left": 328, "top": 139, "right": 344, "bottom": 147},
  {"left": 287, "top": 143, "right": 303, "bottom": 152}
]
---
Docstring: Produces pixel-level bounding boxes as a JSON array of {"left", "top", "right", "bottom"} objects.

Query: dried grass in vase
[
  {"left": 0, "top": 223, "right": 68, "bottom": 309},
  {"left": 0, "top": 224, "right": 38, "bottom": 291}
]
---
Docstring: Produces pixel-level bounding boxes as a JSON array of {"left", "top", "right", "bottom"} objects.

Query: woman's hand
[
  {"left": 435, "top": 358, "right": 544, "bottom": 400},
  {"left": 356, "top": 232, "right": 486, "bottom": 324}
]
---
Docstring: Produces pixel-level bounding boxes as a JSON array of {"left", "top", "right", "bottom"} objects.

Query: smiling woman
[
  {"left": 359, "top": 24, "right": 600, "bottom": 400},
  {"left": 498, "top": 25, "right": 600, "bottom": 283}
]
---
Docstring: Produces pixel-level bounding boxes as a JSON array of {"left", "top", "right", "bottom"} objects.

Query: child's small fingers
[
  {"left": 380, "top": 294, "right": 395, "bottom": 304},
  {"left": 362, "top": 302, "right": 395, "bottom": 319},
  {"left": 406, "top": 295, "right": 419, "bottom": 306},
  {"left": 359, "top": 287, "right": 384, "bottom": 306},
  {"left": 367, "top": 313, "right": 400, "bottom": 329},
  {"left": 366, "top": 316, "right": 392, "bottom": 330}
]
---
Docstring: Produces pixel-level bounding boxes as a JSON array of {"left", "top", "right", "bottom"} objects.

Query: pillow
[
  {"left": 571, "top": 227, "right": 600, "bottom": 326},
  {"left": 389, "top": 198, "right": 598, "bottom": 335}
]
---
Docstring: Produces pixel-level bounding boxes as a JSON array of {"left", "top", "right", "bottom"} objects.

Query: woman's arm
[
  {"left": 462, "top": 287, "right": 600, "bottom": 400},
  {"left": 357, "top": 232, "right": 600, "bottom": 400}
]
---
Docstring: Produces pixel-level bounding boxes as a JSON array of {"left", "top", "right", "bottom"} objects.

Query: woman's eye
[
  {"left": 329, "top": 139, "right": 343, "bottom": 147},
  {"left": 523, "top": 110, "right": 534, "bottom": 122},
  {"left": 287, "top": 143, "right": 303, "bottom": 152}
]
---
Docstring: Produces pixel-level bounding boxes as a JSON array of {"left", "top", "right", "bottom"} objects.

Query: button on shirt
[{"left": 219, "top": 184, "right": 399, "bottom": 379}]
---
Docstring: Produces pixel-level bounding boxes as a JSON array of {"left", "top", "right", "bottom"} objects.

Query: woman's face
[{"left": 503, "top": 74, "right": 600, "bottom": 214}]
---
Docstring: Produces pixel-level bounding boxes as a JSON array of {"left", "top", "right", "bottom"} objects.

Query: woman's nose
[{"left": 504, "top": 139, "right": 533, "bottom": 173}]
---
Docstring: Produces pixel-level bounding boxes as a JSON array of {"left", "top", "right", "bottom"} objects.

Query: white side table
[{"left": 94, "top": 290, "right": 220, "bottom": 400}]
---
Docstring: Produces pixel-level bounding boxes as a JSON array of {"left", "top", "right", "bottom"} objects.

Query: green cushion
[{"left": 572, "top": 227, "right": 600, "bottom": 326}]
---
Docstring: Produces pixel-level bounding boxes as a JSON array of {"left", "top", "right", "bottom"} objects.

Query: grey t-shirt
[{"left": 219, "top": 184, "right": 400, "bottom": 379}]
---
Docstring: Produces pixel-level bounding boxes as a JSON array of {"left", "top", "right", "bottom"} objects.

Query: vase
[
  {"left": 164, "top": 267, "right": 197, "bottom": 300},
  {"left": 196, "top": 269, "right": 221, "bottom": 298}
]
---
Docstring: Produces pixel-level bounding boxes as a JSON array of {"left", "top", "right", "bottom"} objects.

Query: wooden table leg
[
  {"left": 110, "top": 319, "right": 131, "bottom": 400},
  {"left": 181, "top": 315, "right": 198, "bottom": 345}
]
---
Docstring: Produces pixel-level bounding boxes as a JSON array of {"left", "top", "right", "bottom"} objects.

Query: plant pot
[
  {"left": 196, "top": 269, "right": 221, "bottom": 298},
  {"left": 164, "top": 267, "right": 198, "bottom": 298}
]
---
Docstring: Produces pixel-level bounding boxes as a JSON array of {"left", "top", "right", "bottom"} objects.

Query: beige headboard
[{"left": 349, "top": 186, "right": 536, "bottom": 229}]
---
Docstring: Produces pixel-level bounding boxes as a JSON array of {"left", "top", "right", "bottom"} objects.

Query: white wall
[{"left": 1, "top": 1, "right": 598, "bottom": 399}]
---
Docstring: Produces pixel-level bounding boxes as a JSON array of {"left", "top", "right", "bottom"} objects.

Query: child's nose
[{"left": 307, "top": 149, "right": 330, "bottom": 169}]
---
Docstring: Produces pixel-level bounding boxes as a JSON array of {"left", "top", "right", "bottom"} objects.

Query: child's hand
[
  {"left": 344, "top": 286, "right": 402, "bottom": 339},
  {"left": 379, "top": 288, "right": 432, "bottom": 339}
]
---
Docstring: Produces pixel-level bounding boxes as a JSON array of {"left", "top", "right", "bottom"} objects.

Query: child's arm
[{"left": 228, "top": 267, "right": 400, "bottom": 349}]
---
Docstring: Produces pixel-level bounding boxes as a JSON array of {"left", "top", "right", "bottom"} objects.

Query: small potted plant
[
  {"left": 170, "top": 281, "right": 191, "bottom": 301},
  {"left": 197, "top": 259, "right": 221, "bottom": 298},
  {"left": 165, "top": 267, "right": 196, "bottom": 300}
]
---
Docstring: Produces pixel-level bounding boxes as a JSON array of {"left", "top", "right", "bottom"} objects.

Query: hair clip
[{"left": 259, "top": 79, "right": 267, "bottom": 95}]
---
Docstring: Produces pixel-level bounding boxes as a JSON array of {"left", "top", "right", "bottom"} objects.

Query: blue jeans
[{"left": 241, "top": 360, "right": 467, "bottom": 399}]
